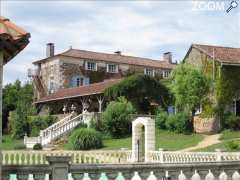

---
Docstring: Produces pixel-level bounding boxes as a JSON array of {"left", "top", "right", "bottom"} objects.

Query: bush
[
  {"left": 33, "top": 143, "right": 43, "bottom": 150},
  {"left": 102, "top": 97, "right": 136, "bottom": 138},
  {"left": 226, "top": 141, "right": 239, "bottom": 151},
  {"left": 165, "top": 112, "right": 192, "bottom": 134},
  {"left": 155, "top": 111, "right": 168, "bottom": 129},
  {"left": 223, "top": 113, "right": 240, "bottom": 130},
  {"left": 69, "top": 128, "right": 103, "bottom": 150},
  {"left": 14, "top": 143, "right": 26, "bottom": 150},
  {"left": 28, "top": 115, "right": 57, "bottom": 136}
]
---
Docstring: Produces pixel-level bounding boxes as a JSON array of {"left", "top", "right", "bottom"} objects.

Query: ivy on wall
[{"left": 216, "top": 66, "right": 240, "bottom": 111}]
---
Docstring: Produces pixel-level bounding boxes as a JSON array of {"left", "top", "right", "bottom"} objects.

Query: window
[
  {"left": 163, "top": 70, "right": 170, "bottom": 78},
  {"left": 144, "top": 68, "right": 155, "bottom": 77},
  {"left": 86, "top": 62, "right": 97, "bottom": 71},
  {"left": 49, "top": 81, "right": 54, "bottom": 93},
  {"left": 71, "top": 76, "right": 89, "bottom": 87},
  {"left": 107, "top": 64, "right": 118, "bottom": 73},
  {"left": 76, "top": 77, "right": 84, "bottom": 87}
]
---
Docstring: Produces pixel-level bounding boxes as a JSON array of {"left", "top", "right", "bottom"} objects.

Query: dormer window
[
  {"left": 86, "top": 61, "right": 97, "bottom": 71},
  {"left": 144, "top": 68, "right": 155, "bottom": 77},
  {"left": 107, "top": 64, "right": 118, "bottom": 73}
]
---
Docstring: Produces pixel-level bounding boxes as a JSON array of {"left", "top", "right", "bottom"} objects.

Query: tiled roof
[
  {"left": 0, "top": 16, "right": 30, "bottom": 64},
  {"left": 35, "top": 79, "right": 122, "bottom": 104},
  {"left": 33, "top": 49, "right": 176, "bottom": 69},
  {"left": 191, "top": 44, "right": 240, "bottom": 65}
]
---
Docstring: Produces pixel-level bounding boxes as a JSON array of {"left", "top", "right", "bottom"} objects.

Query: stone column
[
  {"left": 0, "top": 51, "right": 3, "bottom": 175},
  {"left": 47, "top": 156, "right": 71, "bottom": 180}
]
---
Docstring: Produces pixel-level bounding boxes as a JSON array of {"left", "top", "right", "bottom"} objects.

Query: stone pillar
[
  {"left": 47, "top": 156, "right": 71, "bottom": 180},
  {"left": 0, "top": 51, "right": 3, "bottom": 175},
  {"left": 132, "top": 117, "right": 155, "bottom": 162}
]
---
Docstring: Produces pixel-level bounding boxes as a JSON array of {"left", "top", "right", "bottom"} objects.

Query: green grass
[
  {"left": 2, "top": 134, "right": 24, "bottom": 150},
  {"left": 195, "top": 140, "right": 240, "bottom": 152},
  {"left": 220, "top": 130, "right": 240, "bottom": 141},
  {"left": 84, "top": 129, "right": 203, "bottom": 151}
]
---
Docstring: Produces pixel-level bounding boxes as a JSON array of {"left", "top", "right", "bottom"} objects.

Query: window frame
[
  {"left": 144, "top": 68, "right": 155, "bottom": 77},
  {"left": 107, "top": 63, "right": 118, "bottom": 73},
  {"left": 86, "top": 61, "right": 97, "bottom": 71}
]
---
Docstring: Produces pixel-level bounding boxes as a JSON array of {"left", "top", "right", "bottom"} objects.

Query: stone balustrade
[
  {"left": 2, "top": 156, "right": 240, "bottom": 180},
  {"left": 2, "top": 150, "right": 132, "bottom": 165},
  {"left": 148, "top": 150, "right": 240, "bottom": 163}
]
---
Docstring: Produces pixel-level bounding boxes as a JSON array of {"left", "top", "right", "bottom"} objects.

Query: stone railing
[
  {"left": 24, "top": 112, "right": 84, "bottom": 148},
  {"left": 148, "top": 150, "right": 240, "bottom": 163},
  {"left": 2, "top": 156, "right": 240, "bottom": 180},
  {"left": 2, "top": 150, "right": 132, "bottom": 165}
]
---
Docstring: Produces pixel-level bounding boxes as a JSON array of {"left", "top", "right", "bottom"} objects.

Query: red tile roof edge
[
  {"left": 34, "top": 79, "right": 122, "bottom": 104},
  {"left": 32, "top": 49, "right": 176, "bottom": 69}
]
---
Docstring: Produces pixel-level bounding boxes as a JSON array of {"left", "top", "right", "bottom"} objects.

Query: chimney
[
  {"left": 163, "top": 52, "right": 172, "bottom": 64},
  {"left": 114, "top": 51, "right": 121, "bottom": 55},
  {"left": 46, "top": 43, "right": 55, "bottom": 57}
]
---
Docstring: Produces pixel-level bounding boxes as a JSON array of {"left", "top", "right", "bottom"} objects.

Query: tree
[
  {"left": 104, "top": 74, "right": 171, "bottom": 114},
  {"left": 102, "top": 97, "right": 136, "bottom": 138},
  {"left": 170, "top": 64, "right": 210, "bottom": 118}
]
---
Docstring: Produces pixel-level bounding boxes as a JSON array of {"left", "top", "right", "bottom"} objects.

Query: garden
[{"left": 2, "top": 65, "right": 240, "bottom": 152}]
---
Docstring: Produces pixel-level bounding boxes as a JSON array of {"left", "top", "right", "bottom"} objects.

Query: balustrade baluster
[
  {"left": 72, "top": 173, "right": 84, "bottom": 180},
  {"left": 34, "top": 173, "right": 47, "bottom": 180},
  {"left": 17, "top": 174, "right": 29, "bottom": 180},
  {"left": 205, "top": 170, "right": 215, "bottom": 180},
  {"left": 232, "top": 171, "right": 240, "bottom": 180},
  {"left": 219, "top": 171, "right": 228, "bottom": 180}
]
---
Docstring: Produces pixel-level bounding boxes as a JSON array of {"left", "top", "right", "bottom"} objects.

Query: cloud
[{"left": 2, "top": 1, "right": 240, "bottom": 85}]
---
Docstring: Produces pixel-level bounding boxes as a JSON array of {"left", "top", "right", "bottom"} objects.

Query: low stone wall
[{"left": 193, "top": 115, "right": 221, "bottom": 134}]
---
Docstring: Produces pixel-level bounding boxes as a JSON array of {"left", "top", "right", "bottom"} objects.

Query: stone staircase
[{"left": 24, "top": 112, "right": 92, "bottom": 148}]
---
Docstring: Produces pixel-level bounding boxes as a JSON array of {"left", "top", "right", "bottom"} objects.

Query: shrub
[
  {"left": 14, "top": 143, "right": 26, "bottom": 150},
  {"left": 28, "top": 115, "right": 57, "bottom": 136},
  {"left": 165, "top": 112, "right": 192, "bottom": 134},
  {"left": 69, "top": 128, "right": 103, "bottom": 150},
  {"left": 102, "top": 97, "right": 136, "bottom": 138},
  {"left": 226, "top": 141, "right": 239, "bottom": 151},
  {"left": 33, "top": 143, "right": 43, "bottom": 150},
  {"left": 155, "top": 111, "right": 168, "bottom": 129},
  {"left": 223, "top": 113, "right": 240, "bottom": 130}
]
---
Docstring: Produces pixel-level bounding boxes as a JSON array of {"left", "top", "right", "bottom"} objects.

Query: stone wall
[{"left": 193, "top": 115, "right": 221, "bottom": 134}]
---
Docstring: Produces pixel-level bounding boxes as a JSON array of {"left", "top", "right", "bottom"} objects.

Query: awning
[{"left": 0, "top": 16, "right": 30, "bottom": 64}]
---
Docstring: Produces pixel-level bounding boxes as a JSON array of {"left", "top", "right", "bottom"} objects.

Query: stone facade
[
  {"left": 193, "top": 115, "right": 221, "bottom": 134},
  {"left": 33, "top": 54, "right": 173, "bottom": 100}
]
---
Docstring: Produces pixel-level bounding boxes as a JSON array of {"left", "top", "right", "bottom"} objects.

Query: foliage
[
  {"left": 222, "top": 112, "right": 240, "bottom": 130},
  {"left": 155, "top": 111, "right": 168, "bottom": 129},
  {"left": 226, "top": 141, "right": 239, "bottom": 151},
  {"left": 102, "top": 97, "right": 136, "bottom": 138},
  {"left": 217, "top": 66, "right": 240, "bottom": 110},
  {"left": 14, "top": 143, "right": 26, "bottom": 150},
  {"left": 170, "top": 64, "right": 210, "bottom": 114},
  {"left": 3, "top": 81, "right": 35, "bottom": 135},
  {"left": 33, "top": 143, "right": 43, "bottom": 150},
  {"left": 2, "top": 135, "right": 24, "bottom": 150},
  {"left": 165, "top": 112, "right": 193, "bottom": 134},
  {"left": 104, "top": 74, "right": 171, "bottom": 114},
  {"left": 69, "top": 128, "right": 103, "bottom": 150},
  {"left": 28, "top": 115, "right": 57, "bottom": 136}
]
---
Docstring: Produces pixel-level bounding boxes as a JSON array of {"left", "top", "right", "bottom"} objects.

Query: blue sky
[{"left": 2, "top": 1, "right": 240, "bottom": 85}]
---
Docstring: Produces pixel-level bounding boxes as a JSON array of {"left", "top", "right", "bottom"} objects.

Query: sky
[{"left": 2, "top": 0, "right": 240, "bottom": 85}]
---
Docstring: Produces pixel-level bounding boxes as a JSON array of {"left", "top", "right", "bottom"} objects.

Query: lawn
[
  {"left": 220, "top": 130, "right": 240, "bottom": 141},
  {"left": 195, "top": 140, "right": 240, "bottom": 152},
  {"left": 2, "top": 134, "right": 24, "bottom": 150},
  {"left": 99, "top": 129, "right": 203, "bottom": 151}
]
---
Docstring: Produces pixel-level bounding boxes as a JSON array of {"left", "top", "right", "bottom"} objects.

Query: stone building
[
  {"left": 30, "top": 43, "right": 176, "bottom": 114},
  {"left": 184, "top": 43, "right": 240, "bottom": 133}
]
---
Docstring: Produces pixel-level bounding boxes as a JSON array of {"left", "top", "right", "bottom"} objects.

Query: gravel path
[{"left": 179, "top": 134, "right": 221, "bottom": 152}]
